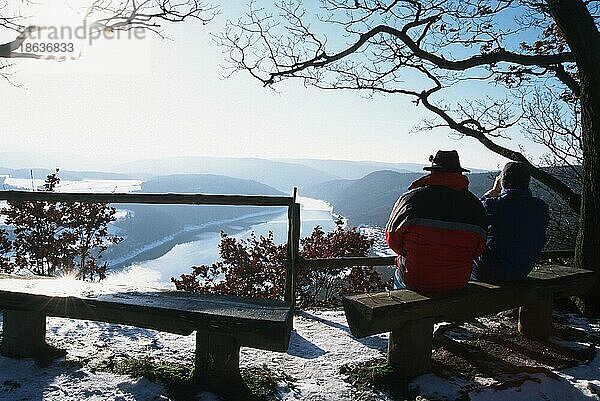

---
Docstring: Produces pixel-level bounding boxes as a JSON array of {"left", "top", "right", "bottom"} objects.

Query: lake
[
  {"left": 1, "top": 177, "right": 337, "bottom": 286},
  {"left": 107, "top": 196, "right": 337, "bottom": 286}
]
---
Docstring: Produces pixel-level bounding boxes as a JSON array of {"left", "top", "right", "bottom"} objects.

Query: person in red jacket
[{"left": 386, "top": 150, "right": 488, "bottom": 292}]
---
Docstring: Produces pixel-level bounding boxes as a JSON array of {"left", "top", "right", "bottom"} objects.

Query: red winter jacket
[{"left": 385, "top": 173, "right": 488, "bottom": 292}]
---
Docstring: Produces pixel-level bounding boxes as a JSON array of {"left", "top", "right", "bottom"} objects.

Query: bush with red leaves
[
  {"left": 0, "top": 229, "right": 12, "bottom": 273},
  {"left": 172, "top": 218, "right": 386, "bottom": 307},
  {"left": 1, "top": 170, "right": 121, "bottom": 280}
]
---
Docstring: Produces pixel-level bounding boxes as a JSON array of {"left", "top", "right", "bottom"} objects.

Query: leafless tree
[
  {"left": 0, "top": 0, "right": 216, "bottom": 82},
  {"left": 217, "top": 0, "right": 600, "bottom": 314}
]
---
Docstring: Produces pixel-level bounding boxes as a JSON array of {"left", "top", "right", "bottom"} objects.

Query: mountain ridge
[
  {"left": 112, "top": 156, "right": 339, "bottom": 192},
  {"left": 304, "top": 170, "right": 494, "bottom": 226}
]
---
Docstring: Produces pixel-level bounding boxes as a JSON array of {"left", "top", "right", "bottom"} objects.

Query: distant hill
[
  {"left": 0, "top": 167, "right": 132, "bottom": 181},
  {"left": 277, "top": 158, "right": 489, "bottom": 179},
  {"left": 140, "top": 174, "right": 284, "bottom": 196},
  {"left": 113, "top": 156, "right": 489, "bottom": 190},
  {"left": 1, "top": 153, "right": 489, "bottom": 190},
  {"left": 304, "top": 170, "right": 424, "bottom": 226},
  {"left": 112, "top": 157, "right": 339, "bottom": 192},
  {"left": 275, "top": 158, "right": 419, "bottom": 178},
  {"left": 305, "top": 170, "right": 494, "bottom": 226}
]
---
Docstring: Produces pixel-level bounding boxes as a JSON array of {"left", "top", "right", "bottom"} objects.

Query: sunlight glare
[{"left": 48, "top": 270, "right": 86, "bottom": 295}]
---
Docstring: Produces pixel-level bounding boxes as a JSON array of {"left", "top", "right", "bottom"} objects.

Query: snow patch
[{"left": 0, "top": 310, "right": 599, "bottom": 400}]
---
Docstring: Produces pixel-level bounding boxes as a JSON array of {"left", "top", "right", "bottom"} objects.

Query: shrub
[
  {"left": 1, "top": 169, "right": 121, "bottom": 280},
  {"left": 173, "top": 231, "right": 287, "bottom": 299},
  {"left": 172, "top": 218, "right": 386, "bottom": 307},
  {"left": 0, "top": 229, "right": 13, "bottom": 273}
]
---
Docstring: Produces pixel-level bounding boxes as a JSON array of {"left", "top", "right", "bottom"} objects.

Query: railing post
[
  {"left": 292, "top": 201, "right": 301, "bottom": 304},
  {"left": 284, "top": 188, "right": 299, "bottom": 305}
]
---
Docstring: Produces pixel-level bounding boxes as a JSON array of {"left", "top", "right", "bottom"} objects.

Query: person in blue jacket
[{"left": 472, "top": 162, "right": 549, "bottom": 283}]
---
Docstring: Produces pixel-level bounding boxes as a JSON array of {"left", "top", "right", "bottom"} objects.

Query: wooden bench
[
  {"left": 0, "top": 276, "right": 293, "bottom": 395},
  {"left": 342, "top": 265, "right": 595, "bottom": 378}
]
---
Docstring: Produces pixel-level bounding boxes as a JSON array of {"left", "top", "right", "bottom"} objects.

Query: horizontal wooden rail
[
  {"left": 0, "top": 190, "right": 294, "bottom": 207},
  {"left": 298, "top": 256, "right": 396, "bottom": 269},
  {"left": 539, "top": 249, "right": 576, "bottom": 259},
  {"left": 297, "top": 250, "right": 575, "bottom": 269}
]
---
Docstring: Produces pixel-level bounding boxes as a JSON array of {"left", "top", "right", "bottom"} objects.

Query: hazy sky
[{"left": 2, "top": 1, "right": 547, "bottom": 171}]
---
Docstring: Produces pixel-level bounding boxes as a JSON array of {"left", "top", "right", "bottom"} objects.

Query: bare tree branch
[
  {"left": 418, "top": 87, "right": 581, "bottom": 211},
  {"left": 217, "top": 0, "right": 586, "bottom": 216},
  {"left": 0, "top": 1, "right": 216, "bottom": 60}
]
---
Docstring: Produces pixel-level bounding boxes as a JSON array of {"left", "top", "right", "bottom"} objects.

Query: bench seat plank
[
  {"left": 0, "top": 277, "right": 292, "bottom": 351},
  {"left": 343, "top": 265, "right": 595, "bottom": 338}
]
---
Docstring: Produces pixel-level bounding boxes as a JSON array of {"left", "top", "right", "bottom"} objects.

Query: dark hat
[
  {"left": 423, "top": 150, "right": 470, "bottom": 173},
  {"left": 501, "top": 162, "right": 530, "bottom": 189}
]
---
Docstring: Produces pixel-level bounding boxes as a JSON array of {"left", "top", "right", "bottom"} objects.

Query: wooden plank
[
  {"left": 299, "top": 256, "right": 396, "bottom": 269},
  {"left": 0, "top": 190, "right": 294, "bottom": 207},
  {"left": 284, "top": 195, "right": 300, "bottom": 304},
  {"left": 284, "top": 190, "right": 297, "bottom": 303},
  {"left": 387, "top": 318, "right": 434, "bottom": 377},
  {"left": 296, "top": 250, "right": 570, "bottom": 270},
  {"left": 343, "top": 266, "right": 595, "bottom": 338},
  {"left": 0, "top": 279, "right": 293, "bottom": 351},
  {"left": 1, "top": 310, "right": 47, "bottom": 357},
  {"left": 518, "top": 295, "right": 553, "bottom": 340},
  {"left": 291, "top": 202, "right": 301, "bottom": 304}
]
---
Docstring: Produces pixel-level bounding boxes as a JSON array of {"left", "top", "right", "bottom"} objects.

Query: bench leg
[
  {"left": 518, "top": 295, "right": 553, "bottom": 340},
  {"left": 1, "top": 310, "right": 47, "bottom": 357},
  {"left": 194, "top": 331, "right": 248, "bottom": 395},
  {"left": 387, "top": 318, "right": 434, "bottom": 377}
]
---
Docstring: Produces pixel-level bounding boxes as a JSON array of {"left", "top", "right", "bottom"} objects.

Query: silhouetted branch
[{"left": 0, "top": 1, "right": 216, "bottom": 61}]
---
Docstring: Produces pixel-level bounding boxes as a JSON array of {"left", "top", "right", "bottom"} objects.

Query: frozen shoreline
[
  {"left": 107, "top": 195, "right": 337, "bottom": 284},
  {"left": 105, "top": 208, "right": 283, "bottom": 268}
]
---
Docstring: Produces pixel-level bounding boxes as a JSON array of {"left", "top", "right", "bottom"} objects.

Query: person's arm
[
  {"left": 484, "top": 176, "right": 502, "bottom": 198},
  {"left": 473, "top": 198, "right": 490, "bottom": 258},
  {"left": 386, "top": 194, "right": 408, "bottom": 263},
  {"left": 385, "top": 230, "right": 403, "bottom": 256},
  {"left": 473, "top": 231, "right": 487, "bottom": 258}
]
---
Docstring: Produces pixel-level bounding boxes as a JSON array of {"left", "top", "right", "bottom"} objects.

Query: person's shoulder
[
  {"left": 399, "top": 186, "right": 429, "bottom": 200},
  {"left": 392, "top": 186, "right": 425, "bottom": 208},
  {"left": 464, "top": 189, "right": 488, "bottom": 207},
  {"left": 530, "top": 195, "right": 548, "bottom": 204},
  {"left": 530, "top": 196, "right": 550, "bottom": 212},
  {"left": 525, "top": 193, "right": 548, "bottom": 206}
]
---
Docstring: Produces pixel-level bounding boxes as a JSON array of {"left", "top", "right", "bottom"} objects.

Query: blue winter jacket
[{"left": 472, "top": 188, "right": 549, "bottom": 283}]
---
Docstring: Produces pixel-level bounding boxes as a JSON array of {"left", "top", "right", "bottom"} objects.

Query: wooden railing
[
  {"left": 0, "top": 189, "right": 302, "bottom": 304},
  {"left": 0, "top": 191, "right": 296, "bottom": 207},
  {"left": 0, "top": 189, "right": 576, "bottom": 302},
  {"left": 298, "top": 256, "right": 396, "bottom": 269},
  {"left": 297, "top": 249, "right": 576, "bottom": 270}
]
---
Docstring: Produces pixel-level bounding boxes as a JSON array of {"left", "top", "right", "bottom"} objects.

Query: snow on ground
[
  {"left": 240, "top": 310, "right": 388, "bottom": 400},
  {"left": 0, "top": 309, "right": 599, "bottom": 401},
  {"left": 295, "top": 197, "right": 332, "bottom": 213},
  {"left": 0, "top": 357, "right": 172, "bottom": 401}
]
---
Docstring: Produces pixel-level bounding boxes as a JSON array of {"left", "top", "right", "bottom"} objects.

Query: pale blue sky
[{"left": 2, "top": 1, "right": 547, "bottom": 171}]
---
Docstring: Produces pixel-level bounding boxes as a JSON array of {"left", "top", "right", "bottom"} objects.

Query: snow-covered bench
[
  {"left": 0, "top": 276, "right": 293, "bottom": 394},
  {"left": 342, "top": 265, "right": 595, "bottom": 378}
]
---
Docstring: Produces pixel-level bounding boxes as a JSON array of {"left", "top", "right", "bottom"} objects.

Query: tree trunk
[{"left": 548, "top": 0, "right": 600, "bottom": 315}]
